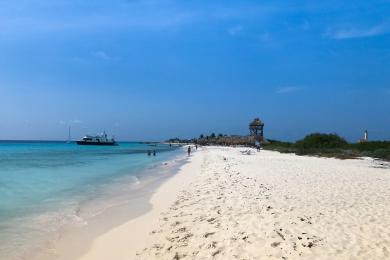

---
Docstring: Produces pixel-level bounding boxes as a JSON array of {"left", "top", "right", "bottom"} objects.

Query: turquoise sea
[{"left": 0, "top": 141, "right": 182, "bottom": 260}]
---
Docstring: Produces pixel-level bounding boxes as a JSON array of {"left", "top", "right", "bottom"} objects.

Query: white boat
[{"left": 77, "top": 132, "right": 117, "bottom": 146}]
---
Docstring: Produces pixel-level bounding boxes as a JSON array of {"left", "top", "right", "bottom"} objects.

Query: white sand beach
[{"left": 78, "top": 146, "right": 390, "bottom": 260}]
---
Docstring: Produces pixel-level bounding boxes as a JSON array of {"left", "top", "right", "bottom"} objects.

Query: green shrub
[
  {"left": 296, "top": 133, "right": 348, "bottom": 149},
  {"left": 351, "top": 141, "right": 390, "bottom": 151},
  {"left": 368, "top": 149, "right": 390, "bottom": 160},
  {"left": 263, "top": 134, "right": 389, "bottom": 161}
]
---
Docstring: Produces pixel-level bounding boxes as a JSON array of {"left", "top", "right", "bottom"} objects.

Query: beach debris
[
  {"left": 275, "top": 230, "right": 286, "bottom": 240},
  {"left": 212, "top": 249, "right": 222, "bottom": 257},
  {"left": 207, "top": 217, "right": 216, "bottom": 223},
  {"left": 204, "top": 232, "right": 215, "bottom": 238},
  {"left": 173, "top": 252, "right": 186, "bottom": 260},
  {"left": 207, "top": 241, "right": 218, "bottom": 249}
]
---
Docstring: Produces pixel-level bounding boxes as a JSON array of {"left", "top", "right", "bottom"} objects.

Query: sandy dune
[{"left": 136, "top": 147, "right": 390, "bottom": 259}]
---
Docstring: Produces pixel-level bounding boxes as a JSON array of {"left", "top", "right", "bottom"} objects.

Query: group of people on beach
[
  {"left": 147, "top": 144, "right": 198, "bottom": 157},
  {"left": 165, "top": 141, "right": 259, "bottom": 157}
]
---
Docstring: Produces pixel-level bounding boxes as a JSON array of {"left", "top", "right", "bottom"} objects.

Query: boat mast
[{"left": 67, "top": 126, "right": 71, "bottom": 143}]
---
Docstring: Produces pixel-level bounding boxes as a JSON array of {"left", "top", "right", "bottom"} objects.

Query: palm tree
[{"left": 249, "top": 118, "right": 264, "bottom": 138}]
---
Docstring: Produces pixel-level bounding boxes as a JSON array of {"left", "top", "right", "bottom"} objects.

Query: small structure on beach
[
  {"left": 249, "top": 118, "right": 265, "bottom": 141},
  {"left": 194, "top": 118, "right": 266, "bottom": 146}
]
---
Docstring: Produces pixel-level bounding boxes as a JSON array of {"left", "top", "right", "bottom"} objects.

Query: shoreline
[
  {"left": 75, "top": 147, "right": 202, "bottom": 260},
  {"left": 31, "top": 148, "right": 190, "bottom": 260}
]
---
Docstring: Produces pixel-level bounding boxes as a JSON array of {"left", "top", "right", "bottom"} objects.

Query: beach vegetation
[
  {"left": 167, "top": 131, "right": 390, "bottom": 161},
  {"left": 263, "top": 134, "right": 390, "bottom": 161},
  {"left": 296, "top": 133, "right": 348, "bottom": 149}
]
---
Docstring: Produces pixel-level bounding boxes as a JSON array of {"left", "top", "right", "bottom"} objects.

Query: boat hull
[{"left": 76, "top": 141, "right": 117, "bottom": 146}]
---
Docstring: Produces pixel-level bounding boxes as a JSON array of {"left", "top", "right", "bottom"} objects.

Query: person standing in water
[
  {"left": 153, "top": 150, "right": 156, "bottom": 156},
  {"left": 187, "top": 146, "right": 191, "bottom": 156}
]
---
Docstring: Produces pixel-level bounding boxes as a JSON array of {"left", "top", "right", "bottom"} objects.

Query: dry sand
[{"left": 80, "top": 146, "right": 390, "bottom": 260}]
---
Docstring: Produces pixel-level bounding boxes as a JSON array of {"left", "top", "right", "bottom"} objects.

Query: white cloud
[
  {"left": 275, "top": 87, "right": 302, "bottom": 94},
  {"left": 326, "top": 22, "right": 390, "bottom": 39},
  {"left": 94, "top": 51, "right": 111, "bottom": 60},
  {"left": 227, "top": 25, "right": 243, "bottom": 36}
]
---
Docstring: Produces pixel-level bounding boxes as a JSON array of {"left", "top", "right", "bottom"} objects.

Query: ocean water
[{"left": 0, "top": 141, "right": 183, "bottom": 259}]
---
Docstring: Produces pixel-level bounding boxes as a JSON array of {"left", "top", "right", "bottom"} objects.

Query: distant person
[
  {"left": 196, "top": 145, "right": 198, "bottom": 150},
  {"left": 147, "top": 150, "right": 151, "bottom": 156},
  {"left": 255, "top": 141, "right": 261, "bottom": 152},
  {"left": 187, "top": 146, "right": 191, "bottom": 156},
  {"left": 153, "top": 150, "right": 156, "bottom": 156}
]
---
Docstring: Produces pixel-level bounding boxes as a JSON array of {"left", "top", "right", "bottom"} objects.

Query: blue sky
[{"left": 0, "top": 0, "right": 389, "bottom": 141}]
